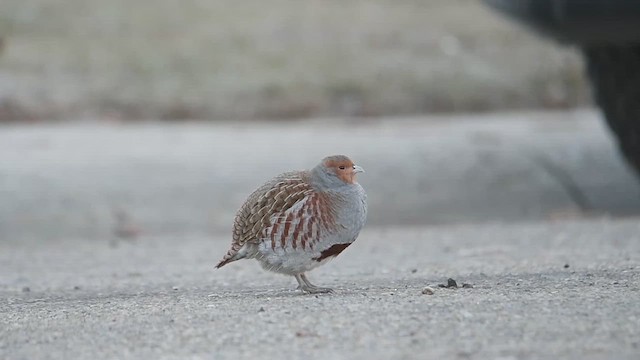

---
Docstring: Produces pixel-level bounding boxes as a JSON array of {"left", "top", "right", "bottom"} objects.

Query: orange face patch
[{"left": 323, "top": 156, "right": 357, "bottom": 184}]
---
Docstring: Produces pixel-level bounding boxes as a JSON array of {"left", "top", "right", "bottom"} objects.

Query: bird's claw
[{"left": 297, "top": 284, "right": 334, "bottom": 294}]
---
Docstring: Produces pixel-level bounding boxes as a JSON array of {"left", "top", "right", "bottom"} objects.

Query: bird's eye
[{"left": 338, "top": 166, "right": 346, "bottom": 170}]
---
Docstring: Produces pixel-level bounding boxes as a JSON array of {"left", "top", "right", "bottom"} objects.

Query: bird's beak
[{"left": 353, "top": 165, "right": 365, "bottom": 174}]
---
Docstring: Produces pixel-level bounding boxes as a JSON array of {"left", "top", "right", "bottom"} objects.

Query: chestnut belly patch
[{"left": 313, "top": 243, "right": 352, "bottom": 262}]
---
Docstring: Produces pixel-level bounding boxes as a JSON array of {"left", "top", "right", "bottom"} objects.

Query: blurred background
[
  {"left": 1, "top": 0, "right": 639, "bottom": 243},
  {"left": 0, "top": 0, "right": 588, "bottom": 121}
]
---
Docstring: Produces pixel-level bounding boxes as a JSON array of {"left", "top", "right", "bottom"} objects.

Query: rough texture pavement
[{"left": 1, "top": 219, "right": 640, "bottom": 359}]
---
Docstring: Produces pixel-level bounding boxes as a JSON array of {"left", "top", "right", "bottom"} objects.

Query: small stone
[
  {"left": 462, "top": 283, "right": 473, "bottom": 289},
  {"left": 411, "top": 269, "right": 417, "bottom": 274},
  {"left": 295, "top": 330, "right": 317, "bottom": 337},
  {"left": 564, "top": 264, "right": 570, "bottom": 269},
  {"left": 258, "top": 307, "right": 265, "bottom": 312},
  {"left": 421, "top": 286, "right": 435, "bottom": 295},
  {"left": 73, "top": 286, "right": 81, "bottom": 290},
  {"left": 172, "top": 286, "right": 179, "bottom": 291},
  {"left": 22, "top": 286, "right": 30, "bottom": 293},
  {"left": 438, "top": 277, "right": 460, "bottom": 288}
]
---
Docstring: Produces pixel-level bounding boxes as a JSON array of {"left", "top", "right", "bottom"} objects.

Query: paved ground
[
  {"left": 1, "top": 219, "right": 639, "bottom": 359},
  {"left": 1, "top": 109, "right": 640, "bottom": 359}
]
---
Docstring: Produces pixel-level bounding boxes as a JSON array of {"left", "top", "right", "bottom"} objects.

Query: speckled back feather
[{"left": 216, "top": 171, "right": 314, "bottom": 268}]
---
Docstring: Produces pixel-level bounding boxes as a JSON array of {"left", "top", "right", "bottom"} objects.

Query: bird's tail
[
  {"left": 215, "top": 244, "right": 247, "bottom": 269},
  {"left": 215, "top": 258, "right": 232, "bottom": 269}
]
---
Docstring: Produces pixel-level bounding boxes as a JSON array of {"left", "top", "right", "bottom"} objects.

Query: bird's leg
[
  {"left": 294, "top": 273, "right": 333, "bottom": 294},
  {"left": 294, "top": 274, "right": 306, "bottom": 291}
]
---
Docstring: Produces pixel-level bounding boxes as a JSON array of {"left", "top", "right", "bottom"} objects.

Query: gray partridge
[{"left": 216, "top": 155, "right": 367, "bottom": 293}]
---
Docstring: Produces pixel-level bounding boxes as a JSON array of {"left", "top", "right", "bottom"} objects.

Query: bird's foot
[
  {"left": 297, "top": 284, "right": 334, "bottom": 294},
  {"left": 295, "top": 273, "right": 334, "bottom": 294}
]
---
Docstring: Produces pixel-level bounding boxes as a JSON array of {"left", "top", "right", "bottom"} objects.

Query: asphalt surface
[
  {"left": 1, "top": 109, "right": 640, "bottom": 359},
  {"left": 2, "top": 219, "right": 640, "bottom": 359}
]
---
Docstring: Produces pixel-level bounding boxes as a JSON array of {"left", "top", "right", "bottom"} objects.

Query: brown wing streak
[
  {"left": 216, "top": 172, "right": 313, "bottom": 268},
  {"left": 267, "top": 197, "right": 313, "bottom": 252},
  {"left": 267, "top": 191, "right": 339, "bottom": 252}
]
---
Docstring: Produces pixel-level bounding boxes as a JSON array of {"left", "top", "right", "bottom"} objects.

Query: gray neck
[{"left": 310, "top": 166, "right": 354, "bottom": 193}]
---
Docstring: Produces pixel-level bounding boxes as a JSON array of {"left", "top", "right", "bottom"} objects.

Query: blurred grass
[{"left": 0, "top": 0, "right": 590, "bottom": 121}]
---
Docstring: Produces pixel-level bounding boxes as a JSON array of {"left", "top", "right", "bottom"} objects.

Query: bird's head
[{"left": 313, "top": 155, "right": 364, "bottom": 187}]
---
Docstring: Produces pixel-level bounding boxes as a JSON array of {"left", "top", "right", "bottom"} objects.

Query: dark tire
[{"left": 583, "top": 45, "right": 640, "bottom": 175}]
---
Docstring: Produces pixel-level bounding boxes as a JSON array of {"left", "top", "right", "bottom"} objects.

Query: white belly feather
[{"left": 256, "top": 184, "right": 367, "bottom": 275}]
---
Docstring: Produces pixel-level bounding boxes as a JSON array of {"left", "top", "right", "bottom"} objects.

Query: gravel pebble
[{"left": 421, "top": 287, "right": 435, "bottom": 295}]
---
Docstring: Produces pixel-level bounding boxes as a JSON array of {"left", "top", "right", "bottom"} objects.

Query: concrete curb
[{"left": 1, "top": 109, "right": 639, "bottom": 241}]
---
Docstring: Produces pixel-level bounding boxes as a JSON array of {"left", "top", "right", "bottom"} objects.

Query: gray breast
[{"left": 333, "top": 184, "right": 367, "bottom": 238}]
